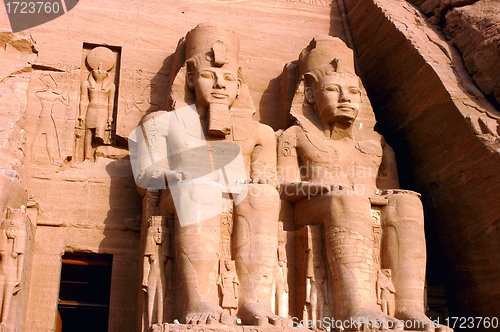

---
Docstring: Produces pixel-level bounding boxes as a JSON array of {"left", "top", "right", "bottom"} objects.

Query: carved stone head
[
  {"left": 184, "top": 23, "right": 242, "bottom": 136},
  {"left": 299, "top": 36, "right": 361, "bottom": 125},
  {"left": 86, "top": 46, "right": 115, "bottom": 87},
  {"left": 225, "top": 260, "right": 235, "bottom": 271},
  {"left": 149, "top": 216, "right": 167, "bottom": 245}
]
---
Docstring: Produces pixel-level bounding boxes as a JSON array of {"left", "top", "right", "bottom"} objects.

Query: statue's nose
[
  {"left": 213, "top": 74, "right": 226, "bottom": 89},
  {"left": 339, "top": 88, "right": 351, "bottom": 102}
]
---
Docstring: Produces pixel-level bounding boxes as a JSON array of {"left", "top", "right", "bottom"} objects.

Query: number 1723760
[{"left": 5, "top": 1, "right": 60, "bottom": 14}]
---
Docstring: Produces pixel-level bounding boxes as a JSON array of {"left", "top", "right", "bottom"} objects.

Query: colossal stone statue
[
  {"left": 278, "top": 36, "right": 449, "bottom": 331},
  {"left": 78, "top": 46, "right": 116, "bottom": 161},
  {"left": 131, "top": 23, "right": 285, "bottom": 328}
]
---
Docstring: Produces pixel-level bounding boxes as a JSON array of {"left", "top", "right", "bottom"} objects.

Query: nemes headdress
[
  {"left": 185, "top": 22, "right": 240, "bottom": 74},
  {"left": 298, "top": 35, "right": 355, "bottom": 78}
]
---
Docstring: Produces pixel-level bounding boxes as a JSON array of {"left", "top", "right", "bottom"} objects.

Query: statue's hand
[
  {"left": 279, "top": 181, "right": 333, "bottom": 203},
  {"left": 250, "top": 178, "right": 269, "bottom": 184},
  {"left": 107, "top": 117, "right": 113, "bottom": 125},
  {"left": 13, "top": 280, "right": 21, "bottom": 294},
  {"left": 177, "top": 170, "right": 200, "bottom": 181},
  {"left": 77, "top": 116, "right": 84, "bottom": 126},
  {"left": 142, "top": 282, "right": 148, "bottom": 292}
]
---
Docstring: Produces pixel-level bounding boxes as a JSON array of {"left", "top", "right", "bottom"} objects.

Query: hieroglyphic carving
[
  {"left": 78, "top": 46, "right": 117, "bottom": 161},
  {"left": 123, "top": 84, "right": 160, "bottom": 116},
  {"left": 117, "top": 66, "right": 168, "bottom": 141},
  {"left": 371, "top": 209, "right": 382, "bottom": 264},
  {"left": 220, "top": 204, "right": 233, "bottom": 260}
]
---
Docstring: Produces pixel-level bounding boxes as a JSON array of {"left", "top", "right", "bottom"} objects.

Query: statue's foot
[
  {"left": 238, "top": 301, "right": 289, "bottom": 326},
  {"left": 345, "top": 307, "right": 404, "bottom": 331},
  {"left": 395, "top": 309, "right": 453, "bottom": 332},
  {"left": 183, "top": 301, "right": 226, "bottom": 325}
]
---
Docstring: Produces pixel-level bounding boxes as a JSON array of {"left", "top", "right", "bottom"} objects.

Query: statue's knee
[
  {"left": 242, "top": 183, "right": 279, "bottom": 209},
  {"left": 385, "top": 191, "right": 424, "bottom": 224},
  {"left": 327, "top": 189, "right": 367, "bottom": 210}
]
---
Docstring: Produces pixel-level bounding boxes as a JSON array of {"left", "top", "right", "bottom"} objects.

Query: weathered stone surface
[
  {"left": 0, "top": 32, "right": 34, "bottom": 332},
  {"left": 344, "top": 0, "right": 500, "bottom": 325},
  {"left": 445, "top": 0, "right": 500, "bottom": 106},
  {"left": 408, "top": 0, "right": 500, "bottom": 108}
]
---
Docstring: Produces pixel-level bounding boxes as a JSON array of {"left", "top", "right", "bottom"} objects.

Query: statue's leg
[
  {"left": 310, "top": 281, "right": 318, "bottom": 322},
  {"left": 46, "top": 131, "right": 59, "bottom": 164},
  {"left": 383, "top": 192, "right": 449, "bottom": 331},
  {"left": 233, "top": 184, "right": 286, "bottom": 326},
  {"left": 173, "top": 180, "right": 225, "bottom": 324},
  {"left": 0, "top": 276, "right": 5, "bottom": 324},
  {"left": 30, "top": 131, "right": 43, "bottom": 161},
  {"left": 157, "top": 264, "right": 166, "bottom": 324},
  {"left": 1, "top": 272, "right": 14, "bottom": 325},
  {"left": 295, "top": 190, "right": 403, "bottom": 331},
  {"left": 84, "top": 128, "right": 94, "bottom": 161},
  {"left": 147, "top": 264, "right": 158, "bottom": 326}
]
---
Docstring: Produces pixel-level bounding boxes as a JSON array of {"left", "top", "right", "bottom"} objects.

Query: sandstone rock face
[
  {"left": 445, "top": 0, "right": 500, "bottom": 106},
  {"left": 344, "top": 0, "right": 500, "bottom": 327},
  {"left": 0, "top": 32, "right": 35, "bottom": 332},
  {"left": 410, "top": 0, "right": 500, "bottom": 107},
  {"left": 408, "top": 0, "right": 500, "bottom": 110}
]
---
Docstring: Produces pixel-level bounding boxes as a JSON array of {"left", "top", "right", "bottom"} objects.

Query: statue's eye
[
  {"left": 200, "top": 72, "right": 213, "bottom": 79},
  {"left": 224, "top": 74, "right": 236, "bottom": 82},
  {"left": 349, "top": 88, "right": 360, "bottom": 95},
  {"left": 324, "top": 85, "right": 339, "bottom": 92}
]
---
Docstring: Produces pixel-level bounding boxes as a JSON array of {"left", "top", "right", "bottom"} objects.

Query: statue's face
[
  {"left": 92, "top": 69, "right": 108, "bottom": 82},
  {"left": 153, "top": 226, "right": 166, "bottom": 244},
  {"left": 311, "top": 73, "right": 361, "bottom": 123},
  {"left": 188, "top": 66, "right": 240, "bottom": 109},
  {"left": 5, "top": 226, "right": 20, "bottom": 239},
  {"left": 225, "top": 261, "right": 235, "bottom": 270}
]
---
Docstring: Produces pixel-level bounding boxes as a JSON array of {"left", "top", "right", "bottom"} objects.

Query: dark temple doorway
[{"left": 57, "top": 252, "right": 113, "bottom": 332}]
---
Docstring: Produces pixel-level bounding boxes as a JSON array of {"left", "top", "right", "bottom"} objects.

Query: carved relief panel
[{"left": 26, "top": 71, "right": 79, "bottom": 166}]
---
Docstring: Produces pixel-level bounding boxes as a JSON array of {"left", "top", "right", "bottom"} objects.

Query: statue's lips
[
  {"left": 337, "top": 105, "right": 356, "bottom": 112},
  {"left": 211, "top": 92, "right": 228, "bottom": 99}
]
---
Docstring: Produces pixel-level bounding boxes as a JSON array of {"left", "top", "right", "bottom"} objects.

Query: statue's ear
[
  {"left": 236, "top": 67, "right": 243, "bottom": 96},
  {"left": 304, "top": 73, "right": 316, "bottom": 105},
  {"left": 305, "top": 86, "right": 315, "bottom": 105},
  {"left": 186, "top": 61, "right": 195, "bottom": 90},
  {"left": 186, "top": 72, "right": 195, "bottom": 90}
]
